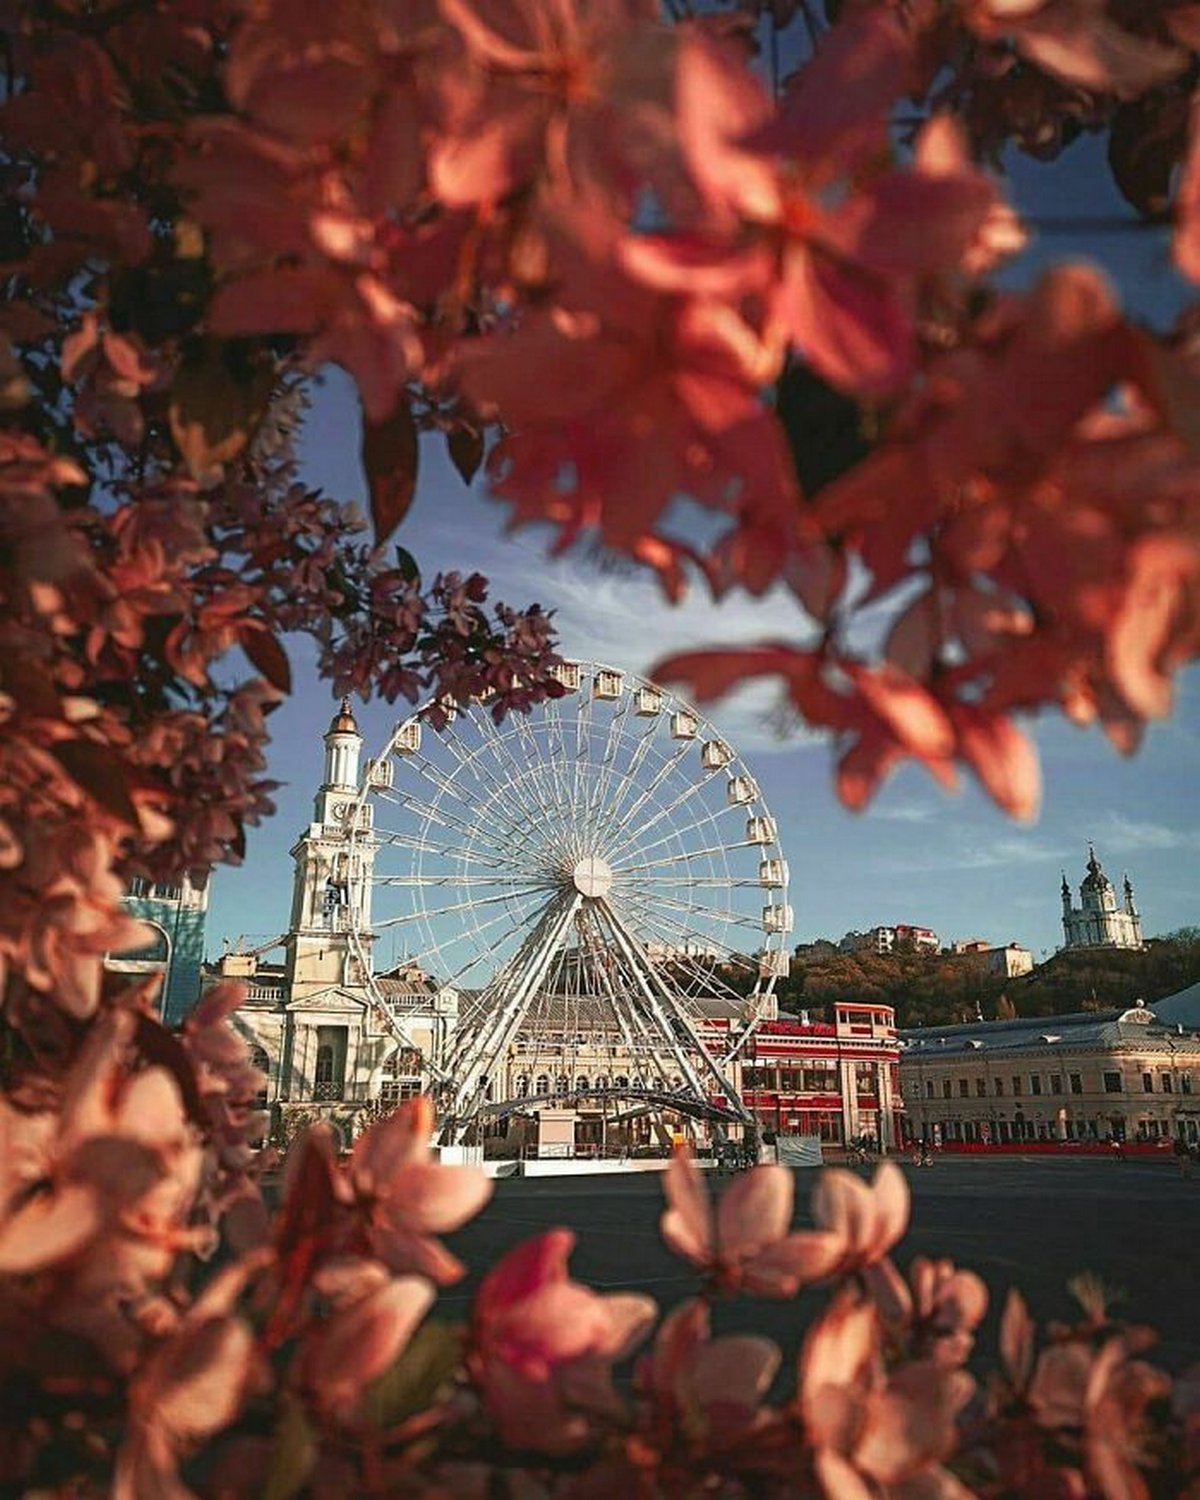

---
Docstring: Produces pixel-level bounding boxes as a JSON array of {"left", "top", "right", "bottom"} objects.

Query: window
[
  {"left": 379, "top": 1078, "right": 421, "bottom": 1109},
  {"left": 994, "top": 1077, "right": 1005, "bottom": 1096},
  {"left": 1162, "top": 1072, "right": 1173, "bottom": 1093},
  {"left": 1012, "top": 1076, "right": 1023, "bottom": 1096},
  {"left": 976, "top": 1078, "right": 987, "bottom": 1097},
  {"left": 1183, "top": 1073, "right": 1193, "bottom": 1094},
  {"left": 250, "top": 1045, "right": 270, "bottom": 1110},
  {"left": 942, "top": 1078, "right": 952, "bottom": 1098},
  {"left": 958, "top": 1078, "right": 970, "bottom": 1097},
  {"left": 1070, "top": 1073, "right": 1083, "bottom": 1094},
  {"left": 535, "top": 1074, "right": 550, "bottom": 1094},
  {"left": 1030, "top": 1075, "right": 1042, "bottom": 1096},
  {"left": 925, "top": 1080, "right": 934, "bottom": 1099},
  {"left": 1104, "top": 1071, "right": 1123, "bottom": 1093},
  {"left": 1143, "top": 1071, "right": 1154, "bottom": 1093},
  {"left": 1050, "top": 1074, "right": 1063, "bottom": 1094}
]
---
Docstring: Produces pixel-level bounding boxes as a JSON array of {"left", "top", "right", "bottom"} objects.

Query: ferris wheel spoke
[
  {"left": 402, "top": 748, "right": 496, "bottom": 827},
  {"left": 591, "top": 717, "right": 663, "bottom": 835},
  {"left": 620, "top": 885, "right": 765, "bottom": 936},
  {"left": 464, "top": 714, "right": 559, "bottom": 834},
  {"left": 616, "top": 874, "right": 758, "bottom": 889},
  {"left": 435, "top": 714, "right": 530, "bottom": 814},
  {"left": 375, "top": 884, "right": 550, "bottom": 928},
  {"left": 434, "top": 899, "right": 549, "bottom": 987},
  {"left": 593, "top": 737, "right": 695, "bottom": 860},
  {"left": 615, "top": 898, "right": 759, "bottom": 1001},
  {"left": 412, "top": 741, "right": 555, "bottom": 869},
  {"left": 580, "top": 696, "right": 629, "bottom": 849},
  {"left": 603, "top": 767, "right": 731, "bottom": 866},
  {"left": 376, "top": 874, "right": 557, "bottom": 889},
  {"left": 508, "top": 711, "right": 584, "bottom": 863},
  {"left": 614, "top": 800, "right": 754, "bottom": 869},
  {"left": 404, "top": 735, "right": 545, "bottom": 855},
  {"left": 376, "top": 784, "right": 508, "bottom": 854},
  {"left": 373, "top": 826, "right": 514, "bottom": 873},
  {"left": 616, "top": 836, "right": 755, "bottom": 875},
  {"left": 467, "top": 716, "right": 586, "bottom": 871}
]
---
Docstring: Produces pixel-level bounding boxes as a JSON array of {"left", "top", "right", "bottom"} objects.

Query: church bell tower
[{"left": 283, "top": 699, "right": 376, "bottom": 998}]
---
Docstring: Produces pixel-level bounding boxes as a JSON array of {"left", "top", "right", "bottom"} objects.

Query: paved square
[{"left": 444, "top": 1157, "right": 1200, "bottom": 1372}]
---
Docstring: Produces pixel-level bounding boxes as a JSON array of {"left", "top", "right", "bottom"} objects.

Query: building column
[
  {"left": 839, "top": 1057, "right": 858, "bottom": 1144},
  {"left": 876, "top": 1061, "right": 895, "bottom": 1150}
]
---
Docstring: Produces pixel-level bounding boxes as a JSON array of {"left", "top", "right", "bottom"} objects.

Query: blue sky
[{"left": 204, "top": 139, "right": 1200, "bottom": 966}]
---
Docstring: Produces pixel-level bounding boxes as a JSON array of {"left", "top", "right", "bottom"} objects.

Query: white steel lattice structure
[{"left": 347, "top": 662, "right": 791, "bottom": 1141}]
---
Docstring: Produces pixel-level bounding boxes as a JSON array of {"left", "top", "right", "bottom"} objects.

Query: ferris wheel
[{"left": 347, "top": 661, "right": 792, "bottom": 1138}]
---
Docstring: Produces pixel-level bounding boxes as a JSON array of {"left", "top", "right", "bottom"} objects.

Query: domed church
[{"left": 1060, "top": 845, "right": 1144, "bottom": 951}]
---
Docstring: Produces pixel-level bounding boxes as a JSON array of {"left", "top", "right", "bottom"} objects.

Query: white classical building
[
  {"left": 1061, "top": 846, "right": 1143, "bottom": 951},
  {"left": 211, "top": 700, "right": 458, "bottom": 1147}
]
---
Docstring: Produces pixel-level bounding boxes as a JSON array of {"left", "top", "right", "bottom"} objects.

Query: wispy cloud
[
  {"left": 870, "top": 801, "right": 940, "bottom": 824},
  {"left": 1096, "top": 813, "right": 1200, "bottom": 854},
  {"left": 465, "top": 534, "right": 826, "bottom": 754},
  {"left": 871, "top": 832, "right": 1062, "bottom": 875}
]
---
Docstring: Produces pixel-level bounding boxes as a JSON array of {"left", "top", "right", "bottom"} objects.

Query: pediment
[{"left": 286, "top": 985, "right": 368, "bottom": 1015}]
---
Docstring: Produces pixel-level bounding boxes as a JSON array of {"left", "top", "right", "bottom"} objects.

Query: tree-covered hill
[{"left": 780, "top": 931, "right": 1200, "bottom": 1030}]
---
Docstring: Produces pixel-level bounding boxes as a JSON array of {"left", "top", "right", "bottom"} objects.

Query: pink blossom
[
  {"left": 349, "top": 1094, "right": 493, "bottom": 1284},
  {"left": 115, "top": 1257, "right": 268, "bottom": 1498},
  {"left": 294, "top": 1261, "right": 435, "bottom": 1421},
  {"left": 661, "top": 1149, "right": 843, "bottom": 1295},
  {"left": 641, "top": 1297, "right": 779, "bottom": 1449},
  {"left": 471, "top": 1228, "right": 655, "bottom": 1452},
  {"left": 800, "top": 1289, "right": 976, "bottom": 1499}
]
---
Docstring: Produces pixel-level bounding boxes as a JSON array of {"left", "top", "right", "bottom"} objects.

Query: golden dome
[{"left": 328, "top": 696, "right": 359, "bottom": 735}]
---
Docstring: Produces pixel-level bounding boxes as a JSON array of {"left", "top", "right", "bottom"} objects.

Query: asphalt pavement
[{"left": 442, "top": 1155, "right": 1200, "bottom": 1374}]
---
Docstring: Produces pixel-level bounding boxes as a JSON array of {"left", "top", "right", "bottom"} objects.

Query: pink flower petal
[
  {"left": 660, "top": 1149, "right": 713, "bottom": 1265},
  {"left": 0, "top": 1184, "right": 101, "bottom": 1273},
  {"left": 150, "top": 1316, "right": 257, "bottom": 1442},
  {"left": 716, "top": 1163, "right": 793, "bottom": 1261},
  {"left": 477, "top": 1229, "right": 574, "bottom": 1321},
  {"left": 742, "top": 1230, "right": 844, "bottom": 1297},
  {"left": 299, "top": 1276, "right": 434, "bottom": 1417},
  {"left": 385, "top": 1162, "right": 493, "bottom": 1233},
  {"left": 690, "top": 1335, "right": 780, "bottom": 1411}
]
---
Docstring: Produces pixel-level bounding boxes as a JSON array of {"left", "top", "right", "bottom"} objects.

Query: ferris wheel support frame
[{"left": 437, "top": 891, "right": 583, "bottom": 1140}]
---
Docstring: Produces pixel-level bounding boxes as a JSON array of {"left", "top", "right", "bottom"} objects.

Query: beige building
[
  {"left": 899, "top": 1001, "right": 1200, "bottom": 1146},
  {"left": 952, "top": 942, "right": 1035, "bottom": 979}
]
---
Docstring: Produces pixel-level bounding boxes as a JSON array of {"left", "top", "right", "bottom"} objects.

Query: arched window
[
  {"left": 535, "top": 1074, "right": 550, "bottom": 1096},
  {"left": 576, "top": 1076, "right": 590, "bottom": 1093},
  {"left": 595, "top": 1074, "right": 608, "bottom": 1091},
  {"left": 614, "top": 1075, "right": 629, "bottom": 1090},
  {"left": 555, "top": 1074, "right": 569, "bottom": 1094},
  {"left": 515, "top": 1074, "right": 530, "bottom": 1098}
]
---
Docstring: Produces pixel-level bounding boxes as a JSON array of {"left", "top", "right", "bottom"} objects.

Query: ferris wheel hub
[{"left": 571, "top": 854, "right": 614, "bottom": 899}]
